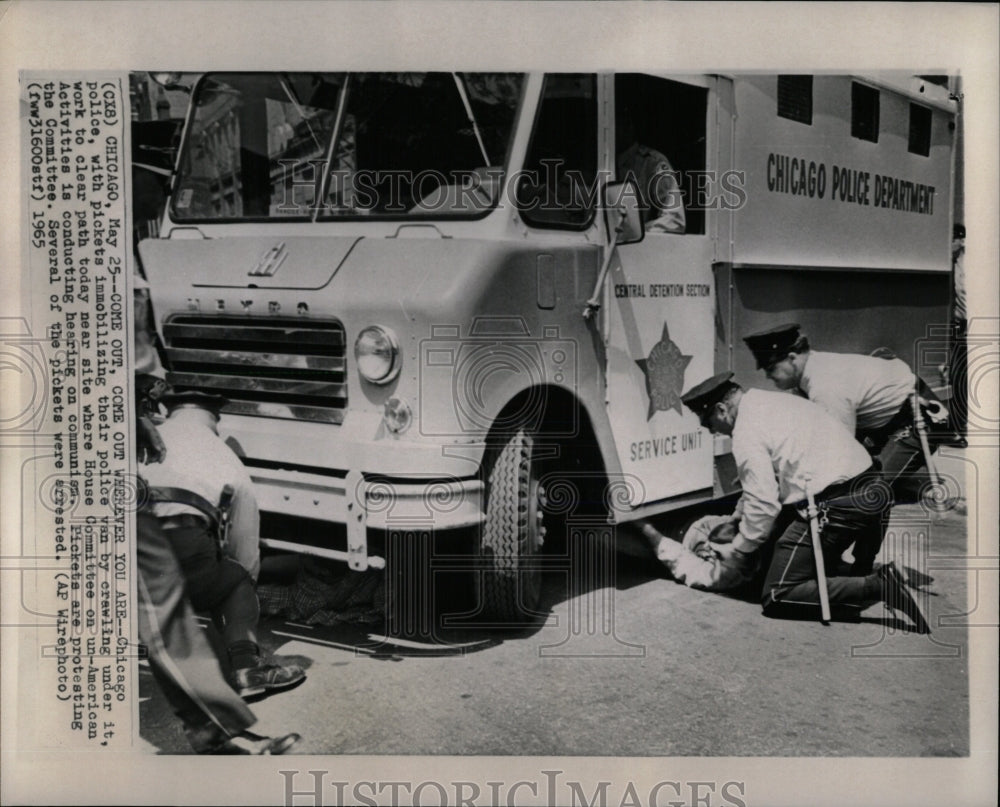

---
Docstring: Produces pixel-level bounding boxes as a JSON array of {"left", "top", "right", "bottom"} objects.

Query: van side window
[
  {"left": 851, "top": 82, "right": 880, "bottom": 143},
  {"left": 615, "top": 75, "right": 707, "bottom": 235},
  {"left": 517, "top": 74, "right": 598, "bottom": 229},
  {"left": 777, "top": 75, "right": 813, "bottom": 125},
  {"left": 908, "top": 103, "right": 932, "bottom": 157}
]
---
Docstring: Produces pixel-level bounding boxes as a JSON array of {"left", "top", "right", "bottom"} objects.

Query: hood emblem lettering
[{"left": 249, "top": 241, "right": 288, "bottom": 277}]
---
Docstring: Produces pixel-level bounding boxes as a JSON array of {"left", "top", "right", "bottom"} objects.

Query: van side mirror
[
  {"left": 583, "top": 179, "right": 646, "bottom": 319},
  {"left": 603, "top": 180, "right": 644, "bottom": 246}
]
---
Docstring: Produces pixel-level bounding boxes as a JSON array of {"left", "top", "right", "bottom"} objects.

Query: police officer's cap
[
  {"left": 742, "top": 323, "right": 802, "bottom": 369},
  {"left": 160, "top": 390, "right": 230, "bottom": 416},
  {"left": 681, "top": 371, "right": 737, "bottom": 424}
]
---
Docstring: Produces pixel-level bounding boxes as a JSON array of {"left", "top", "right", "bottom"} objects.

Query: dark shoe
[
  {"left": 231, "top": 660, "right": 306, "bottom": 698},
  {"left": 205, "top": 730, "right": 301, "bottom": 755},
  {"left": 879, "top": 562, "right": 931, "bottom": 634}
]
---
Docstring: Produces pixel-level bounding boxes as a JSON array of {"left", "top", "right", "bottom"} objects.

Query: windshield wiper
[
  {"left": 313, "top": 75, "right": 351, "bottom": 222},
  {"left": 453, "top": 72, "right": 491, "bottom": 166},
  {"left": 280, "top": 73, "right": 322, "bottom": 154}
]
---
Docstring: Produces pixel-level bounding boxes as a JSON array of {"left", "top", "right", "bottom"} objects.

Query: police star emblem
[{"left": 636, "top": 321, "right": 692, "bottom": 420}]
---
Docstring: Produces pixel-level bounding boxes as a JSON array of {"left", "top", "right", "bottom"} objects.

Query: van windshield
[{"left": 171, "top": 72, "right": 525, "bottom": 222}]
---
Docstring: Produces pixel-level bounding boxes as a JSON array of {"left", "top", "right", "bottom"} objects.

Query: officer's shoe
[
  {"left": 207, "top": 730, "right": 301, "bottom": 755},
  {"left": 879, "top": 562, "right": 931, "bottom": 634},
  {"left": 232, "top": 660, "right": 306, "bottom": 698}
]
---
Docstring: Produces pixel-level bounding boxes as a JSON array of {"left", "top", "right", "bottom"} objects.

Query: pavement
[{"left": 139, "top": 446, "right": 980, "bottom": 757}]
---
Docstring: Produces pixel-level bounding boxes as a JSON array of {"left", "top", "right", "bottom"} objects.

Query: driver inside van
[{"left": 615, "top": 104, "right": 686, "bottom": 234}]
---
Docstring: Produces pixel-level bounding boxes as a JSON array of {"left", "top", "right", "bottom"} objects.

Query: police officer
[
  {"left": 140, "top": 391, "right": 305, "bottom": 696},
  {"left": 680, "top": 372, "right": 930, "bottom": 632},
  {"left": 616, "top": 104, "right": 686, "bottom": 234},
  {"left": 141, "top": 390, "right": 261, "bottom": 580},
  {"left": 137, "top": 508, "right": 302, "bottom": 754},
  {"left": 136, "top": 411, "right": 300, "bottom": 754},
  {"left": 742, "top": 323, "right": 952, "bottom": 506},
  {"left": 950, "top": 224, "right": 968, "bottom": 443}
]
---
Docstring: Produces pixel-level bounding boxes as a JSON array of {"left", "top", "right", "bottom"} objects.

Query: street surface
[{"left": 139, "top": 449, "right": 974, "bottom": 757}]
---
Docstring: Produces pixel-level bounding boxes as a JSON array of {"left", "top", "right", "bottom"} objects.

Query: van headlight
[{"left": 354, "top": 325, "right": 401, "bottom": 384}]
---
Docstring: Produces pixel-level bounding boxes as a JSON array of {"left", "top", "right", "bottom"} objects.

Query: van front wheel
[{"left": 479, "top": 428, "right": 546, "bottom": 623}]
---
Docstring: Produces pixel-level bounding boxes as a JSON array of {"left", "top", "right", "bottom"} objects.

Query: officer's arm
[
  {"left": 645, "top": 162, "right": 686, "bottom": 234},
  {"left": 729, "top": 443, "right": 781, "bottom": 555},
  {"left": 137, "top": 415, "right": 166, "bottom": 464}
]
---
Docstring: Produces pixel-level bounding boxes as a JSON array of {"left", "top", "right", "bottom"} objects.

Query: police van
[{"left": 138, "top": 72, "right": 957, "bottom": 621}]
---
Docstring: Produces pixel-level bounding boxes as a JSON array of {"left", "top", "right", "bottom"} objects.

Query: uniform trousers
[
  {"left": 760, "top": 471, "right": 889, "bottom": 620},
  {"left": 861, "top": 382, "right": 951, "bottom": 501},
  {"left": 950, "top": 317, "right": 968, "bottom": 439},
  {"left": 158, "top": 519, "right": 260, "bottom": 659},
  {"left": 137, "top": 512, "right": 255, "bottom": 751}
]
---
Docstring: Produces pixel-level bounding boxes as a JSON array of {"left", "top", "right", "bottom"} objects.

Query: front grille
[{"left": 163, "top": 315, "right": 347, "bottom": 423}]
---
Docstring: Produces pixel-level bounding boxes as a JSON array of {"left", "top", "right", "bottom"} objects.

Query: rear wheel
[{"left": 479, "top": 428, "right": 547, "bottom": 622}]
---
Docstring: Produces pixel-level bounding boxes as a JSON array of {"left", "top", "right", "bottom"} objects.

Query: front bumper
[
  {"left": 252, "top": 464, "right": 484, "bottom": 570},
  {"left": 225, "top": 412, "right": 486, "bottom": 571}
]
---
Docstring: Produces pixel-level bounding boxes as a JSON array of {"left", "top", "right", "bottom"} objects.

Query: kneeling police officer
[
  {"left": 679, "top": 372, "right": 929, "bottom": 632},
  {"left": 140, "top": 390, "right": 306, "bottom": 696},
  {"left": 742, "top": 323, "right": 954, "bottom": 504}
]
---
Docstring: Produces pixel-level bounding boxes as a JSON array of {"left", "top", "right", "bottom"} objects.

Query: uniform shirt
[
  {"left": 616, "top": 143, "right": 686, "bottom": 234},
  {"left": 799, "top": 350, "right": 915, "bottom": 434},
  {"left": 730, "top": 389, "right": 872, "bottom": 554},
  {"left": 140, "top": 415, "right": 260, "bottom": 580}
]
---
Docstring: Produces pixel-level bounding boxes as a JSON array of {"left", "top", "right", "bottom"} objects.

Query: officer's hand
[
  {"left": 137, "top": 415, "right": 166, "bottom": 464},
  {"left": 714, "top": 542, "right": 755, "bottom": 568},
  {"left": 731, "top": 497, "right": 745, "bottom": 520},
  {"left": 708, "top": 519, "right": 739, "bottom": 545},
  {"left": 922, "top": 399, "right": 949, "bottom": 425},
  {"left": 682, "top": 515, "right": 730, "bottom": 558},
  {"left": 136, "top": 374, "right": 169, "bottom": 418}
]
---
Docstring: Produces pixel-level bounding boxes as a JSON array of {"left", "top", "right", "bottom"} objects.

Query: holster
[{"left": 148, "top": 484, "right": 235, "bottom": 553}]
